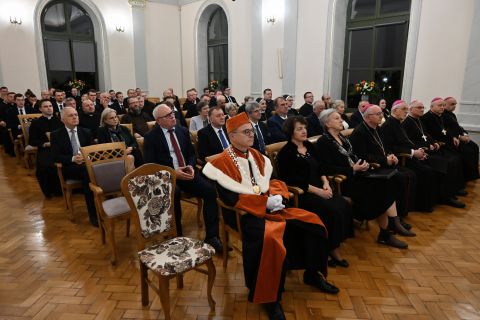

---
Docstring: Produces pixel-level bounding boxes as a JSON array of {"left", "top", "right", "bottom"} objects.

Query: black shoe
[
  {"left": 205, "top": 236, "right": 223, "bottom": 254},
  {"left": 443, "top": 198, "right": 466, "bottom": 208},
  {"left": 400, "top": 218, "right": 412, "bottom": 230},
  {"left": 303, "top": 271, "right": 339, "bottom": 294},
  {"left": 264, "top": 302, "right": 286, "bottom": 320},
  {"left": 328, "top": 257, "right": 349, "bottom": 268},
  {"left": 377, "top": 229, "right": 408, "bottom": 249},
  {"left": 456, "top": 189, "right": 468, "bottom": 197},
  {"left": 388, "top": 217, "right": 416, "bottom": 237}
]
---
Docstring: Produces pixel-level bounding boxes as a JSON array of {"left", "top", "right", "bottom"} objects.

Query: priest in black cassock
[
  {"left": 381, "top": 100, "right": 464, "bottom": 210},
  {"left": 443, "top": 97, "right": 479, "bottom": 180},
  {"left": 349, "top": 104, "right": 416, "bottom": 235},
  {"left": 29, "top": 99, "right": 63, "bottom": 197},
  {"left": 422, "top": 97, "right": 479, "bottom": 182},
  {"left": 403, "top": 100, "right": 467, "bottom": 205}
]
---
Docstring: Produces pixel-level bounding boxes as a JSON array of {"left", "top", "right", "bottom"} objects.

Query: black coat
[
  {"left": 298, "top": 103, "right": 313, "bottom": 117},
  {"left": 29, "top": 115, "right": 63, "bottom": 148},
  {"left": 421, "top": 111, "right": 453, "bottom": 145},
  {"left": 306, "top": 113, "right": 323, "bottom": 137},
  {"left": 79, "top": 111, "right": 101, "bottom": 139},
  {"left": 97, "top": 125, "right": 138, "bottom": 149},
  {"left": 6, "top": 105, "right": 36, "bottom": 136},
  {"left": 349, "top": 110, "right": 363, "bottom": 128},
  {"left": 197, "top": 124, "right": 229, "bottom": 162},
  {"left": 50, "top": 126, "right": 93, "bottom": 166},
  {"left": 349, "top": 122, "right": 389, "bottom": 167},
  {"left": 183, "top": 98, "right": 200, "bottom": 118},
  {"left": 252, "top": 121, "right": 270, "bottom": 154},
  {"left": 267, "top": 114, "right": 288, "bottom": 143},
  {"left": 381, "top": 116, "right": 415, "bottom": 154},
  {"left": 443, "top": 110, "right": 467, "bottom": 137},
  {"left": 143, "top": 124, "right": 196, "bottom": 168}
]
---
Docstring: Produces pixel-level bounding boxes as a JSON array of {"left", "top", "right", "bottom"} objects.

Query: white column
[{"left": 129, "top": 0, "right": 148, "bottom": 90}]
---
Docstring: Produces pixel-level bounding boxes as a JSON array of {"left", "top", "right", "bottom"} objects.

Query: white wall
[
  {"left": 144, "top": 2, "right": 182, "bottom": 97},
  {"left": 411, "top": 0, "right": 474, "bottom": 104},
  {"left": 294, "top": 0, "right": 330, "bottom": 105}
]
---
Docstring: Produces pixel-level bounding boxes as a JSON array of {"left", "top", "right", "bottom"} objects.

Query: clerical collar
[
  {"left": 279, "top": 115, "right": 288, "bottom": 120},
  {"left": 44, "top": 115, "right": 53, "bottom": 120},
  {"left": 231, "top": 145, "right": 248, "bottom": 158}
]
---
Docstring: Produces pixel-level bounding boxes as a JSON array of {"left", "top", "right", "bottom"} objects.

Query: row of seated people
[{"left": 3, "top": 87, "right": 478, "bottom": 319}]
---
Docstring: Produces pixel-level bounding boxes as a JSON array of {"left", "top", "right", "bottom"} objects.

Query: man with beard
[
  {"left": 402, "top": 100, "right": 467, "bottom": 206},
  {"left": 120, "top": 96, "right": 154, "bottom": 138},
  {"left": 29, "top": 99, "right": 63, "bottom": 197}
]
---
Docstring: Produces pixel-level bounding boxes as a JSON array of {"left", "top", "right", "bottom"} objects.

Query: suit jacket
[
  {"left": 224, "top": 95, "right": 237, "bottom": 104},
  {"left": 251, "top": 121, "right": 270, "bottom": 154},
  {"left": 183, "top": 98, "right": 200, "bottom": 118},
  {"left": 79, "top": 111, "right": 101, "bottom": 139},
  {"left": 52, "top": 101, "right": 66, "bottom": 114},
  {"left": 267, "top": 114, "right": 288, "bottom": 143},
  {"left": 50, "top": 126, "right": 93, "bottom": 166},
  {"left": 288, "top": 108, "right": 299, "bottom": 116},
  {"left": 111, "top": 101, "right": 127, "bottom": 115},
  {"left": 143, "top": 124, "right": 196, "bottom": 169},
  {"left": 142, "top": 100, "right": 156, "bottom": 117},
  {"left": 306, "top": 113, "right": 324, "bottom": 137},
  {"left": 29, "top": 115, "right": 63, "bottom": 148},
  {"left": 349, "top": 110, "right": 363, "bottom": 128},
  {"left": 197, "top": 124, "right": 229, "bottom": 162},
  {"left": 299, "top": 103, "right": 313, "bottom": 117},
  {"left": 6, "top": 105, "right": 36, "bottom": 136}
]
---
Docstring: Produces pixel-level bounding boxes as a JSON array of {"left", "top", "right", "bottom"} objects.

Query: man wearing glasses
[
  {"left": 203, "top": 112, "right": 335, "bottom": 320},
  {"left": 143, "top": 103, "right": 223, "bottom": 253}
]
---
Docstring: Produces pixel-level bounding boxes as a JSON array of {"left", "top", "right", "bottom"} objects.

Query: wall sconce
[
  {"left": 116, "top": 26, "right": 125, "bottom": 32},
  {"left": 266, "top": 16, "right": 276, "bottom": 24},
  {"left": 10, "top": 17, "right": 22, "bottom": 25}
]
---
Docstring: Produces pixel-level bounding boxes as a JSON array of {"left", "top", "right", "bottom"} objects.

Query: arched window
[
  {"left": 207, "top": 8, "right": 228, "bottom": 88},
  {"left": 342, "top": 0, "right": 411, "bottom": 107},
  {"left": 41, "top": 0, "right": 97, "bottom": 91}
]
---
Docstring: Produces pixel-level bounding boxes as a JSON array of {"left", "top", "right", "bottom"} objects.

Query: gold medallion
[{"left": 252, "top": 185, "right": 261, "bottom": 194}]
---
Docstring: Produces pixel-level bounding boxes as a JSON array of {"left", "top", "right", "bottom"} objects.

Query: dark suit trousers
[
  {"left": 63, "top": 164, "right": 97, "bottom": 224},
  {"left": 174, "top": 173, "right": 219, "bottom": 239}
]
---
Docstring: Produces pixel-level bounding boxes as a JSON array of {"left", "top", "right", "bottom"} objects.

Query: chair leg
[
  {"left": 205, "top": 259, "right": 216, "bottom": 312},
  {"left": 100, "top": 220, "right": 106, "bottom": 244},
  {"left": 140, "top": 263, "right": 149, "bottom": 306},
  {"left": 222, "top": 229, "right": 229, "bottom": 272},
  {"left": 66, "top": 188, "right": 75, "bottom": 222},
  {"left": 176, "top": 274, "right": 184, "bottom": 289},
  {"left": 196, "top": 198, "right": 203, "bottom": 228},
  {"left": 126, "top": 218, "right": 130, "bottom": 238},
  {"left": 158, "top": 277, "right": 171, "bottom": 320},
  {"left": 108, "top": 220, "right": 117, "bottom": 265}
]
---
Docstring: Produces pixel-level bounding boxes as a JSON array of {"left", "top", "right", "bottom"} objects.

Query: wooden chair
[
  {"left": 136, "top": 137, "right": 144, "bottom": 156},
  {"left": 340, "top": 128, "right": 354, "bottom": 138},
  {"left": 117, "top": 114, "right": 124, "bottom": 122},
  {"left": 307, "top": 134, "right": 322, "bottom": 144},
  {"left": 80, "top": 142, "right": 132, "bottom": 265},
  {"left": 18, "top": 114, "right": 43, "bottom": 169},
  {"left": 179, "top": 97, "right": 186, "bottom": 107},
  {"left": 182, "top": 110, "right": 187, "bottom": 119},
  {"left": 147, "top": 121, "right": 156, "bottom": 131},
  {"left": 185, "top": 118, "right": 191, "bottom": 129},
  {"left": 8, "top": 128, "right": 22, "bottom": 164},
  {"left": 55, "top": 163, "right": 83, "bottom": 222},
  {"left": 205, "top": 154, "right": 247, "bottom": 271},
  {"left": 119, "top": 123, "right": 133, "bottom": 136},
  {"left": 147, "top": 97, "right": 161, "bottom": 105},
  {"left": 121, "top": 164, "right": 216, "bottom": 319}
]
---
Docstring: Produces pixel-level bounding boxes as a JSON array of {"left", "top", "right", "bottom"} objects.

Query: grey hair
[
  {"left": 333, "top": 99, "right": 345, "bottom": 109},
  {"left": 318, "top": 108, "right": 337, "bottom": 128},
  {"left": 100, "top": 107, "right": 117, "bottom": 127},
  {"left": 152, "top": 104, "right": 170, "bottom": 119},
  {"left": 362, "top": 104, "right": 380, "bottom": 118},
  {"left": 225, "top": 102, "right": 237, "bottom": 113},
  {"left": 245, "top": 101, "right": 260, "bottom": 114},
  {"left": 313, "top": 100, "right": 325, "bottom": 109}
]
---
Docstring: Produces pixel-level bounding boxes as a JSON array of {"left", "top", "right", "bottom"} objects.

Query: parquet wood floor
[{"left": 1, "top": 154, "right": 480, "bottom": 319}]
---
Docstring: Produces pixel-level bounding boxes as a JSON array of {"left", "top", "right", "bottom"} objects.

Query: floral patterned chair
[{"left": 121, "top": 163, "right": 216, "bottom": 320}]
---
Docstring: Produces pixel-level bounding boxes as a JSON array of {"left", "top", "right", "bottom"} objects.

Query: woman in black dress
[
  {"left": 277, "top": 116, "right": 353, "bottom": 267},
  {"left": 315, "top": 109, "right": 410, "bottom": 249},
  {"left": 98, "top": 107, "right": 144, "bottom": 167}
]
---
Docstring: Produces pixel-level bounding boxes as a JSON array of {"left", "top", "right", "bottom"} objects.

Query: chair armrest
[
  {"left": 287, "top": 186, "right": 303, "bottom": 208},
  {"left": 89, "top": 183, "right": 104, "bottom": 197},
  {"left": 370, "top": 163, "right": 381, "bottom": 169},
  {"left": 216, "top": 198, "right": 247, "bottom": 216},
  {"left": 396, "top": 153, "right": 411, "bottom": 166},
  {"left": 55, "top": 162, "right": 63, "bottom": 169}
]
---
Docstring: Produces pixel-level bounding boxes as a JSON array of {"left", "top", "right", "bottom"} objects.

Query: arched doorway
[{"left": 41, "top": 0, "right": 98, "bottom": 91}]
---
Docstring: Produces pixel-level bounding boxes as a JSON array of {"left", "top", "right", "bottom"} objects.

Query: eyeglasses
[
  {"left": 159, "top": 111, "right": 175, "bottom": 119},
  {"left": 233, "top": 128, "right": 255, "bottom": 136},
  {"left": 369, "top": 112, "right": 384, "bottom": 116}
]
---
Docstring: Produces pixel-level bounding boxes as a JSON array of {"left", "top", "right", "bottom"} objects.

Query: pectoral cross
[
  {"left": 442, "top": 129, "right": 447, "bottom": 135},
  {"left": 422, "top": 134, "right": 427, "bottom": 141}
]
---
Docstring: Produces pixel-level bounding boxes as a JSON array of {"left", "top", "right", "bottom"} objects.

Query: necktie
[
  {"left": 19, "top": 108, "right": 24, "bottom": 115},
  {"left": 227, "top": 96, "right": 232, "bottom": 103},
  {"left": 218, "top": 129, "right": 229, "bottom": 149},
  {"left": 59, "top": 104, "right": 63, "bottom": 111},
  {"left": 255, "top": 124, "right": 265, "bottom": 153},
  {"left": 168, "top": 129, "right": 185, "bottom": 167},
  {"left": 70, "top": 129, "right": 79, "bottom": 155}
]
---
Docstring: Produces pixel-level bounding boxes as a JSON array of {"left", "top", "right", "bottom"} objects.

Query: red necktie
[{"left": 168, "top": 129, "right": 185, "bottom": 167}]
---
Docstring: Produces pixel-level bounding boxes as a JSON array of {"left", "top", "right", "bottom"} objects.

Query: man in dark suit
[
  {"left": 349, "top": 100, "right": 369, "bottom": 128},
  {"left": 29, "top": 99, "right": 63, "bottom": 197},
  {"left": 223, "top": 87, "right": 237, "bottom": 105},
  {"left": 245, "top": 101, "right": 270, "bottom": 154},
  {"left": 306, "top": 100, "right": 325, "bottom": 137},
  {"left": 6, "top": 94, "right": 36, "bottom": 139},
  {"left": 256, "top": 88, "right": 274, "bottom": 119},
  {"left": 111, "top": 92, "right": 126, "bottom": 115},
  {"left": 299, "top": 92, "right": 314, "bottom": 117},
  {"left": 139, "top": 94, "right": 156, "bottom": 118},
  {"left": 267, "top": 97, "right": 290, "bottom": 143},
  {"left": 143, "top": 104, "right": 223, "bottom": 253},
  {"left": 197, "top": 106, "right": 229, "bottom": 162},
  {"left": 50, "top": 107, "right": 97, "bottom": 226},
  {"left": 183, "top": 88, "right": 201, "bottom": 118},
  {"left": 79, "top": 99, "right": 101, "bottom": 140},
  {"left": 1, "top": 91, "right": 16, "bottom": 155},
  {"left": 52, "top": 90, "right": 66, "bottom": 115}
]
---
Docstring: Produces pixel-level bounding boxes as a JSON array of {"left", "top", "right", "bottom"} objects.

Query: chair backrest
[
  {"left": 147, "top": 97, "right": 161, "bottom": 104},
  {"left": 18, "top": 114, "right": 42, "bottom": 145},
  {"left": 340, "top": 128, "right": 354, "bottom": 138},
  {"left": 120, "top": 123, "right": 134, "bottom": 136},
  {"left": 147, "top": 121, "right": 156, "bottom": 131},
  {"left": 80, "top": 142, "right": 127, "bottom": 194},
  {"left": 121, "top": 163, "right": 177, "bottom": 247},
  {"left": 179, "top": 97, "right": 186, "bottom": 107},
  {"left": 186, "top": 118, "right": 191, "bottom": 128},
  {"left": 265, "top": 141, "right": 288, "bottom": 178},
  {"left": 307, "top": 134, "right": 321, "bottom": 144},
  {"left": 117, "top": 114, "right": 124, "bottom": 122},
  {"left": 136, "top": 137, "right": 145, "bottom": 155}
]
